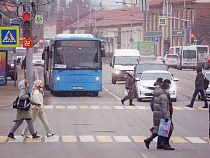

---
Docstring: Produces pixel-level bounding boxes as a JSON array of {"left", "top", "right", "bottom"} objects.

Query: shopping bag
[
  {"left": 13, "top": 97, "right": 31, "bottom": 111},
  {"left": 158, "top": 119, "right": 171, "bottom": 137}
]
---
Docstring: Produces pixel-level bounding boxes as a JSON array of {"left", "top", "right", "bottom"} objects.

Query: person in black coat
[
  {"left": 186, "top": 66, "right": 208, "bottom": 108},
  {"left": 121, "top": 71, "right": 135, "bottom": 106}
]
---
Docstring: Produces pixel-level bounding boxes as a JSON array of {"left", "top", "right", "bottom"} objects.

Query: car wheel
[
  {"left": 171, "top": 98, "right": 177, "bottom": 102},
  {"left": 137, "top": 98, "right": 142, "bottom": 102},
  {"left": 112, "top": 77, "right": 116, "bottom": 84}
]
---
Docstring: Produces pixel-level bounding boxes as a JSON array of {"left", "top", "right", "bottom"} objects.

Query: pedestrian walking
[
  {"left": 8, "top": 79, "right": 41, "bottom": 139},
  {"left": 144, "top": 81, "right": 175, "bottom": 150},
  {"left": 186, "top": 66, "right": 208, "bottom": 108},
  {"left": 21, "top": 80, "right": 56, "bottom": 137},
  {"left": 121, "top": 71, "right": 135, "bottom": 106}
]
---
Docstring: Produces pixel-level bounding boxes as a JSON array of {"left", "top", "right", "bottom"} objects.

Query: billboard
[{"left": 0, "top": 51, "right": 7, "bottom": 85}]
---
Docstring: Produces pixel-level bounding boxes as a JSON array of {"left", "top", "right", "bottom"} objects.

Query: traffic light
[
  {"left": 191, "top": 34, "right": 194, "bottom": 45},
  {"left": 22, "top": 11, "right": 32, "bottom": 48}
]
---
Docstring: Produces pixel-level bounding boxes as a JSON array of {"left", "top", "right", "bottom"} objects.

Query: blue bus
[{"left": 43, "top": 34, "right": 105, "bottom": 96}]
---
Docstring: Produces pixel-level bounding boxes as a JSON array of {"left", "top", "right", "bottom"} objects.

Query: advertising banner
[{"left": 0, "top": 51, "right": 7, "bottom": 85}]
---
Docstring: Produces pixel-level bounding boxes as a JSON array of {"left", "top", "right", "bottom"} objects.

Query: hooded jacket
[
  {"left": 14, "top": 80, "right": 38, "bottom": 121},
  {"left": 195, "top": 71, "right": 204, "bottom": 90},
  {"left": 152, "top": 87, "right": 170, "bottom": 133}
]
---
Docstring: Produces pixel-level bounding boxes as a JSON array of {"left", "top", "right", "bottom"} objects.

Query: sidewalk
[{"left": 0, "top": 66, "right": 26, "bottom": 108}]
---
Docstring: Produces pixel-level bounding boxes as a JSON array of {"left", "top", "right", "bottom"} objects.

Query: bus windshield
[{"left": 54, "top": 40, "right": 101, "bottom": 69}]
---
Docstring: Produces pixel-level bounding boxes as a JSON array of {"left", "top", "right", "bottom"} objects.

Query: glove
[{"left": 165, "top": 119, "right": 168, "bottom": 122}]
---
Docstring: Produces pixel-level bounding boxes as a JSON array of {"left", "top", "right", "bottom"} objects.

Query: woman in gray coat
[
  {"left": 121, "top": 71, "right": 135, "bottom": 106},
  {"left": 8, "top": 79, "right": 41, "bottom": 139},
  {"left": 144, "top": 82, "right": 175, "bottom": 150}
]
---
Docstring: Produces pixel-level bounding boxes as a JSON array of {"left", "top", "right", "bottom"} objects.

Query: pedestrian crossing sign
[
  {"left": 158, "top": 17, "right": 167, "bottom": 26},
  {"left": 0, "top": 26, "right": 20, "bottom": 48}
]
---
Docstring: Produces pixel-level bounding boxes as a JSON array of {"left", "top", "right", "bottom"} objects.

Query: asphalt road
[{"left": 0, "top": 64, "right": 209, "bottom": 158}]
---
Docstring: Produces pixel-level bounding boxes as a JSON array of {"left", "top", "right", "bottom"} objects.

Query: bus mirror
[{"left": 101, "top": 49, "right": 105, "bottom": 57}]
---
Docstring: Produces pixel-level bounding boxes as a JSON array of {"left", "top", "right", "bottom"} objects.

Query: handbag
[
  {"left": 13, "top": 97, "right": 31, "bottom": 111},
  {"left": 158, "top": 119, "right": 171, "bottom": 137}
]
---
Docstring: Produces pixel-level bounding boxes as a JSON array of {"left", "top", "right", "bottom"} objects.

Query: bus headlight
[
  {"left": 96, "top": 76, "right": 100, "bottom": 81},
  {"left": 10, "top": 63, "right": 14, "bottom": 67},
  {"left": 56, "top": 76, "right": 60, "bottom": 81},
  {"left": 114, "top": 70, "right": 120, "bottom": 74}
]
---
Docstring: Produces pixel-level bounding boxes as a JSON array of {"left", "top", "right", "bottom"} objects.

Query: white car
[
  {"left": 32, "top": 54, "right": 44, "bottom": 66},
  {"left": 135, "top": 70, "right": 179, "bottom": 102},
  {"left": 163, "top": 54, "right": 178, "bottom": 69},
  {"left": 204, "top": 72, "right": 210, "bottom": 99}
]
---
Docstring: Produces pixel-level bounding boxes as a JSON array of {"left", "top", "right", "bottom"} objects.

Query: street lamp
[{"left": 70, "top": 2, "right": 80, "bottom": 33}]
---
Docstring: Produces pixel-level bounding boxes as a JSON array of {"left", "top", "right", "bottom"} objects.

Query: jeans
[{"left": 190, "top": 89, "right": 208, "bottom": 107}]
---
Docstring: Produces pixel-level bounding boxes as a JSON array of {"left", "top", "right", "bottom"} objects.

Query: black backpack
[{"left": 204, "top": 77, "right": 209, "bottom": 90}]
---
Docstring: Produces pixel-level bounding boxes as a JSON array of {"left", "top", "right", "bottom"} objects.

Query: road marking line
[
  {"left": 185, "top": 137, "right": 207, "bottom": 143},
  {"left": 102, "top": 106, "right": 113, "bottom": 109},
  {"left": 79, "top": 106, "right": 89, "bottom": 109},
  {"left": 136, "top": 106, "right": 148, "bottom": 110},
  {"left": 0, "top": 136, "right": 7, "bottom": 142},
  {"left": 114, "top": 136, "right": 132, "bottom": 142},
  {"left": 55, "top": 106, "right": 66, "bottom": 109},
  {"left": 8, "top": 136, "right": 24, "bottom": 142},
  {"left": 131, "top": 136, "right": 146, "bottom": 142},
  {"left": 202, "top": 137, "right": 210, "bottom": 142},
  {"left": 67, "top": 106, "right": 78, "bottom": 109},
  {"left": 90, "top": 106, "right": 101, "bottom": 109},
  {"left": 108, "top": 91, "right": 121, "bottom": 100},
  {"left": 197, "top": 107, "right": 208, "bottom": 110},
  {"left": 96, "top": 136, "right": 113, "bottom": 142},
  {"left": 173, "top": 107, "right": 185, "bottom": 110},
  {"left": 170, "top": 137, "right": 188, "bottom": 143},
  {"left": 183, "top": 107, "right": 196, "bottom": 110},
  {"left": 79, "top": 135, "right": 95, "bottom": 142},
  {"left": 44, "top": 105, "right": 54, "bottom": 109},
  {"left": 45, "top": 135, "right": 59, "bottom": 142},
  {"left": 26, "top": 137, "right": 42, "bottom": 142},
  {"left": 113, "top": 106, "right": 125, "bottom": 109},
  {"left": 62, "top": 135, "right": 77, "bottom": 142},
  {"left": 124, "top": 106, "right": 136, "bottom": 109}
]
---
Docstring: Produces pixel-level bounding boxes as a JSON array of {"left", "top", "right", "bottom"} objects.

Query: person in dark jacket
[
  {"left": 144, "top": 82, "right": 175, "bottom": 150},
  {"left": 121, "top": 71, "right": 135, "bottom": 106},
  {"left": 186, "top": 66, "right": 208, "bottom": 108}
]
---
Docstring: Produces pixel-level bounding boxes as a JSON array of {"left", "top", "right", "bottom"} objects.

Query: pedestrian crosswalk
[
  {"left": 0, "top": 135, "right": 209, "bottom": 143},
  {"left": 42, "top": 105, "right": 208, "bottom": 111}
]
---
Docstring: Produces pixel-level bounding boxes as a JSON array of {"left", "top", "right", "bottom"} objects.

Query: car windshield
[
  {"left": 183, "top": 50, "right": 196, "bottom": 58},
  {"left": 141, "top": 73, "right": 172, "bottom": 81},
  {"left": 33, "top": 55, "right": 42, "bottom": 60},
  {"left": 166, "top": 55, "right": 178, "bottom": 59},
  {"left": 135, "top": 64, "right": 167, "bottom": 74},
  {"left": 206, "top": 73, "right": 210, "bottom": 80},
  {"left": 114, "top": 56, "right": 139, "bottom": 65}
]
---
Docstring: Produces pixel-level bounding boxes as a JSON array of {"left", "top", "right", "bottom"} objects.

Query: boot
[
  {"left": 32, "top": 132, "right": 41, "bottom": 139},
  {"left": 144, "top": 133, "right": 157, "bottom": 149},
  {"left": 8, "top": 132, "right": 16, "bottom": 139},
  {"left": 121, "top": 99, "right": 125, "bottom": 105},
  {"left": 129, "top": 99, "right": 135, "bottom": 106},
  {"left": 161, "top": 138, "right": 175, "bottom": 150}
]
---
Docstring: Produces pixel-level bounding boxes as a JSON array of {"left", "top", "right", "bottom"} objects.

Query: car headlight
[
  {"left": 114, "top": 70, "right": 120, "bottom": 74},
  {"left": 10, "top": 63, "right": 14, "bottom": 67}
]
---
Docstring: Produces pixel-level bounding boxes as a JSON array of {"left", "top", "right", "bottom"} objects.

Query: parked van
[
  {"left": 110, "top": 49, "right": 140, "bottom": 84},
  {"left": 177, "top": 45, "right": 197, "bottom": 70},
  {"left": 169, "top": 46, "right": 182, "bottom": 55},
  {"left": 194, "top": 45, "right": 209, "bottom": 67}
]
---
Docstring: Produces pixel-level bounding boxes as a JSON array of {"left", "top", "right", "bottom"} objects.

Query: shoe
[
  {"left": 186, "top": 104, "right": 193, "bottom": 108},
  {"left": 32, "top": 132, "right": 41, "bottom": 139},
  {"left": 202, "top": 106, "right": 208, "bottom": 108},
  {"left": 46, "top": 132, "right": 56, "bottom": 137},
  {"left": 21, "top": 134, "right": 30, "bottom": 138},
  {"left": 157, "top": 145, "right": 164, "bottom": 149},
  {"left": 8, "top": 132, "right": 16, "bottom": 139},
  {"left": 144, "top": 138, "right": 152, "bottom": 149},
  {"left": 164, "top": 144, "right": 175, "bottom": 150},
  {"left": 121, "top": 99, "right": 124, "bottom": 105}
]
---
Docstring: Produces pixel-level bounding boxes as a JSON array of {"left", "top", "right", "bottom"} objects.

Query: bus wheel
[
  {"left": 112, "top": 77, "right": 116, "bottom": 84},
  {"left": 93, "top": 91, "right": 99, "bottom": 97}
]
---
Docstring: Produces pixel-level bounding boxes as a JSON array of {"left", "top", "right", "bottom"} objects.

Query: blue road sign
[
  {"left": 10, "top": 23, "right": 20, "bottom": 27},
  {"left": 159, "top": 18, "right": 166, "bottom": 26},
  {"left": 0, "top": 26, "right": 20, "bottom": 47},
  {"left": 154, "top": 37, "right": 158, "bottom": 44}
]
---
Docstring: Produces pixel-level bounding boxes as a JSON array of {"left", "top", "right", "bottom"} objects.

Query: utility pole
[
  {"left": 183, "top": 0, "right": 187, "bottom": 45},
  {"left": 161, "top": 0, "right": 166, "bottom": 55}
]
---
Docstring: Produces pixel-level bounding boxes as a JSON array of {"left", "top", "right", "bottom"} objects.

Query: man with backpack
[{"left": 186, "top": 66, "right": 208, "bottom": 108}]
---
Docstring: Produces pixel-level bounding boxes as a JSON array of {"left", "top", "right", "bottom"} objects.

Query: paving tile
[
  {"left": 131, "top": 136, "right": 146, "bottom": 142},
  {"left": 79, "top": 135, "right": 95, "bottom": 142},
  {"left": 96, "top": 136, "right": 113, "bottom": 142},
  {"left": 62, "top": 135, "right": 77, "bottom": 142},
  {"left": 185, "top": 137, "right": 207, "bottom": 143},
  {"left": 113, "top": 136, "right": 132, "bottom": 142}
]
